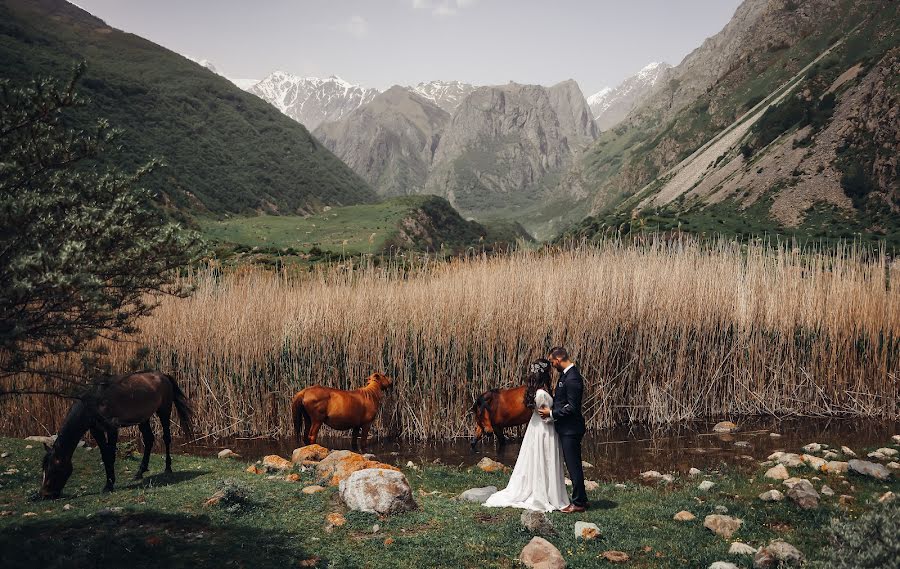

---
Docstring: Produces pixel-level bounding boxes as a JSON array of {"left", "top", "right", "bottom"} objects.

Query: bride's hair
[{"left": 524, "top": 358, "right": 552, "bottom": 409}]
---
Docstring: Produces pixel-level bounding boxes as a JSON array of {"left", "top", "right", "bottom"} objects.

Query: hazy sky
[{"left": 72, "top": 0, "right": 743, "bottom": 96}]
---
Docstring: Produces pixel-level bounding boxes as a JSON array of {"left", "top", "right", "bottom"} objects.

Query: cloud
[
  {"left": 339, "top": 15, "right": 369, "bottom": 38},
  {"left": 412, "top": 0, "right": 479, "bottom": 17}
]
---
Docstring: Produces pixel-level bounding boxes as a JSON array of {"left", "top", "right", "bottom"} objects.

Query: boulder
[
  {"left": 217, "top": 449, "right": 240, "bottom": 459},
  {"left": 704, "top": 515, "right": 743, "bottom": 539},
  {"left": 729, "top": 542, "right": 758, "bottom": 555},
  {"left": 601, "top": 551, "right": 629, "bottom": 563},
  {"left": 764, "top": 464, "right": 789, "bottom": 480},
  {"left": 476, "top": 457, "right": 507, "bottom": 473},
  {"left": 824, "top": 461, "right": 849, "bottom": 474},
  {"left": 698, "top": 480, "right": 716, "bottom": 492},
  {"left": 782, "top": 477, "right": 804, "bottom": 489},
  {"left": 713, "top": 421, "right": 738, "bottom": 433},
  {"left": 456, "top": 486, "right": 497, "bottom": 503},
  {"left": 867, "top": 451, "right": 887, "bottom": 460},
  {"left": 709, "top": 563, "right": 739, "bottom": 569},
  {"left": 876, "top": 447, "right": 898, "bottom": 457},
  {"left": 767, "top": 452, "right": 784, "bottom": 461},
  {"left": 640, "top": 470, "right": 663, "bottom": 481},
  {"left": 758, "top": 489, "right": 784, "bottom": 502},
  {"left": 775, "top": 453, "right": 803, "bottom": 468},
  {"left": 339, "top": 468, "right": 417, "bottom": 515},
  {"left": 262, "top": 455, "right": 293, "bottom": 472},
  {"left": 519, "top": 537, "right": 566, "bottom": 569},
  {"left": 291, "top": 444, "right": 330, "bottom": 464},
  {"left": 823, "top": 451, "right": 839, "bottom": 460},
  {"left": 689, "top": 467, "right": 702, "bottom": 477},
  {"left": 521, "top": 510, "right": 556, "bottom": 536},
  {"left": 574, "top": 521, "right": 600, "bottom": 540},
  {"left": 801, "top": 454, "right": 826, "bottom": 471},
  {"left": 584, "top": 480, "right": 600, "bottom": 492},
  {"left": 802, "top": 443, "right": 822, "bottom": 453},
  {"left": 820, "top": 484, "right": 834, "bottom": 497},
  {"left": 786, "top": 479, "right": 819, "bottom": 509},
  {"left": 673, "top": 510, "right": 696, "bottom": 521},
  {"left": 317, "top": 450, "right": 399, "bottom": 486},
  {"left": 841, "top": 445, "right": 857, "bottom": 457},
  {"left": 888, "top": 461, "right": 900, "bottom": 470},
  {"left": 848, "top": 459, "right": 892, "bottom": 480},
  {"left": 753, "top": 540, "right": 803, "bottom": 568}
]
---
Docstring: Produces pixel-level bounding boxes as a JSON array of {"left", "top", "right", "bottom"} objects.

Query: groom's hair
[{"left": 549, "top": 346, "right": 569, "bottom": 361}]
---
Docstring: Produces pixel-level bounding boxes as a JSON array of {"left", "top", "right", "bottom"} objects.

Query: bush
[
  {"left": 214, "top": 479, "right": 256, "bottom": 514},
  {"left": 819, "top": 498, "right": 900, "bottom": 568}
]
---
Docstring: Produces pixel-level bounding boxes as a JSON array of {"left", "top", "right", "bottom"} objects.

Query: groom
[{"left": 538, "top": 346, "right": 587, "bottom": 512}]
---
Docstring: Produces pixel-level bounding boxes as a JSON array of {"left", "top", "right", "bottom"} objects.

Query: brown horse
[
  {"left": 41, "top": 371, "right": 192, "bottom": 499},
  {"left": 291, "top": 372, "right": 393, "bottom": 452},
  {"left": 470, "top": 385, "right": 531, "bottom": 448}
]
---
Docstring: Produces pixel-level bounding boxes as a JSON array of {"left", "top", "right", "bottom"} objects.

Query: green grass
[{"left": 1, "top": 436, "right": 897, "bottom": 568}]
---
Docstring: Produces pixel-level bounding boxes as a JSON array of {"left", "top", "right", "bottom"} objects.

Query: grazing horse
[
  {"left": 470, "top": 386, "right": 531, "bottom": 448},
  {"left": 41, "top": 371, "right": 192, "bottom": 499},
  {"left": 291, "top": 372, "right": 392, "bottom": 452}
]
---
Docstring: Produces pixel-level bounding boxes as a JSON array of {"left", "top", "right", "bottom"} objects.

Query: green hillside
[{"left": 0, "top": 0, "right": 376, "bottom": 216}]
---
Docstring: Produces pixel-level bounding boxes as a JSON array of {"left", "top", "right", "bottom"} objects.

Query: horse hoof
[
  {"left": 164, "top": 468, "right": 173, "bottom": 474},
  {"left": 102, "top": 485, "right": 114, "bottom": 493}
]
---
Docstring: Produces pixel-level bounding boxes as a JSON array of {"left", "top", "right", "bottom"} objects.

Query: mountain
[
  {"left": 181, "top": 55, "right": 258, "bottom": 91},
  {"left": 562, "top": 0, "right": 899, "bottom": 246},
  {"left": 314, "top": 86, "right": 451, "bottom": 197},
  {"left": 587, "top": 62, "right": 671, "bottom": 131},
  {"left": 249, "top": 72, "right": 379, "bottom": 129},
  {"left": 0, "top": 0, "right": 376, "bottom": 216},
  {"left": 409, "top": 80, "right": 477, "bottom": 113}
]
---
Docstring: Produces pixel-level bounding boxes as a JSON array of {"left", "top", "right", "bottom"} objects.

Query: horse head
[
  {"left": 368, "top": 372, "right": 393, "bottom": 392},
  {"left": 40, "top": 443, "right": 73, "bottom": 500}
]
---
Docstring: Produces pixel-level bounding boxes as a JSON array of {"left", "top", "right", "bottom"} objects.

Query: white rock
[
  {"left": 849, "top": 459, "right": 892, "bottom": 480},
  {"left": 802, "top": 443, "right": 822, "bottom": 453},
  {"left": 713, "top": 421, "right": 738, "bottom": 433},
  {"left": 689, "top": 467, "right": 702, "bottom": 477},
  {"left": 661, "top": 474, "right": 675, "bottom": 483},
  {"left": 801, "top": 454, "right": 826, "bottom": 471},
  {"left": 406, "top": 460, "right": 419, "bottom": 471},
  {"left": 673, "top": 510, "right": 696, "bottom": 521},
  {"left": 729, "top": 542, "right": 758, "bottom": 555},
  {"left": 841, "top": 446, "right": 857, "bottom": 457},
  {"left": 581, "top": 461, "right": 594, "bottom": 468},
  {"left": 565, "top": 478, "right": 572, "bottom": 486},
  {"left": 574, "top": 521, "right": 600, "bottom": 540},
  {"left": 338, "top": 468, "right": 417, "bottom": 515},
  {"left": 820, "top": 485, "right": 834, "bottom": 497},
  {"left": 698, "top": 480, "right": 716, "bottom": 491},
  {"left": 0, "top": 453, "right": 7, "bottom": 458},
  {"left": 776, "top": 453, "right": 803, "bottom": 468},
  {"left": 714, "top": 505, "right": 729, "bottom": 514},
  {"left": 520, "top": 510, "right": 556, "bottom": 536},
  {"left": 876, "top": 447, "right": 898, "bottom": 457},
  {"left": 867, "top": 451, "right": 887, "bottom": 460},
  {"left": 476, "top": 457, "right": 506, "bottom": 472},
  {"left": 878, "top": 491, "right": 896, "bottom": 503},
  {"left": 892, "top": 435, "right": 900, "bottom": 444},
  {"left": 758, "top": 489, "right": 784, "bottom": 502},
  {"left": 640, "top": 470, "right": 663, "bottom": 481},
  {"left": 825, "top": 461, "right": 849, "bottom": 474},
  {"left": 614, "top": 483, "right": 626, "bottom": 490},
  {"left": 520, "top": 537, "right": 566, "bottom": 569},
  {"left": 764, "top": 464, "right": 789, "bottom": 480},
  {"left": 709, "top": 563, "right": 739, "bottom": 569},
  {"left": 753, "top": 540, "right": 803, "bottom": 568},
  {"left": 767, "top": 451, "right": 784, "bottom": 461},
  {"left": 786, "top": 479, "right": 819, "bottom": 509},
  {"left": 703, "top": 514, "right": 743, "bottom": 539},
  {"left": 823, "top": 451, "right": 838, "bottom": 460},
  {"left": 584, "top": 480, "right": 600, "bottom": 492},
  {"left": 769, "top": 432, "right": 782, "bottom": 438},
  {"left": 456, "top": 486, "right": 497, "bottom": 503},
  {"left": 217, "top": 449, "right": 239, "bottom": 459},
  {"left": 887, "top": 462, "right": 900, "bottom": 470}
]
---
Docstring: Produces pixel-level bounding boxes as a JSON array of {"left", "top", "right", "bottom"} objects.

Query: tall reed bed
[{"left": 2, "top": 238, "right": 898, "bottom": 439}]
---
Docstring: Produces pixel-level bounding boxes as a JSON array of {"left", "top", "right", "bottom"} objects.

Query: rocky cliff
[{"left": 588, "top": 62, "right": 671, "bottom": 131}]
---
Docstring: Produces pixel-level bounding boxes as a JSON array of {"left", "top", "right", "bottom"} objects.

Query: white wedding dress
[{"left": 483, "top": 389, "right": 570, "bottom": 511}]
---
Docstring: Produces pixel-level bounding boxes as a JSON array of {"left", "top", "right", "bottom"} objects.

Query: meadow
[{"left": 2, "top": 237, "right": 896, "bottom": 441}]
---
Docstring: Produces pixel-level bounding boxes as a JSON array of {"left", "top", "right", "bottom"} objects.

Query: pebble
[
  {"left": 689, "top": 467, "right": 702, "bottom": 477},
  {"left": 714, "top": 505, "right": 729, "bottom": 514},
  {"left": 405, "top": 460, "right": 419, "bottom": 471},
  {"left": 698, "top": 480, "right": 716, "bottom": 491},
  {"left": 673, "top": 510, "right": 696, "bottom": 521},
  {"left": 758, "top": 489, "right": 784, "bottom": 502},
  {"left": 614, "top": 483, "right": 626, "bottom": 490},
  {"left": 729, "top": 542, "right": 758, "bottom": 555},
  {"left": 0, "top": 452, "right": 8, "bottom": 458},
  {"left": 840, "top": 446, "right": 857, "bottom": 457},
  {"left": 217, "top": 449, "right": 239, "bottom": 459},
  {"left": 63, "top": 504, "right": 72, "bottom": 511},
  {"left": 820, "top": 485, "right": 834, "bottom": 497},
  {"left": 574, "top": 521, "right": 600, "bottom": 540},
  {"left": 878, "top": 491, "right": 895, "bottom": 503},
  {"left": 764, "top": 464, "right": 789, "bottom": 480},
  {"left": 802, "top": 443, "right": 822, "bottom": 453}
]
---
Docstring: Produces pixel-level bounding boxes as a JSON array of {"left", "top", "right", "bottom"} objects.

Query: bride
[{"left": 483, "top": 359, "right": 570, "bottom": 512}]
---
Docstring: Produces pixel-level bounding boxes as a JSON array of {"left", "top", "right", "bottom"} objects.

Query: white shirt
[{"left": 550, "top": 363, "right": 575, "bottom": 420}]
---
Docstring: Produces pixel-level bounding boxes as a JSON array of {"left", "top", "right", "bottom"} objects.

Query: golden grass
[{"left": 3, "top": 237, "right": 898, "bottom": 440}]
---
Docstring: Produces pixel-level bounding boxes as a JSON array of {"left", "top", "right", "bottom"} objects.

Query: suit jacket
[{"left": 552, "top": 365, "right": 586, "bottom": 436}]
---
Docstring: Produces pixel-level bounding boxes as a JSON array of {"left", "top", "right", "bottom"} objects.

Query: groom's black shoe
[{"left": 561, "top": 504, "right": 587, "bottom": 513}]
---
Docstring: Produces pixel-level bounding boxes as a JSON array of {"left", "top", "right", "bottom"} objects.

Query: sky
[{"left": 72, "top": 0, "right": 744, "bottom": 96}]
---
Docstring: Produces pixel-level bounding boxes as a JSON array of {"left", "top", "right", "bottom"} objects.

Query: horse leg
[
  {"left": 360, "top": 425, "right": 371, "bottom": 453},
  {"left": 308, "top": 421, "right": 323, "bottom": 446},
  {"left": 496, "top": 428, "right": 507, "bottom": 448},
  {"left": 351, "top": 427, "right": 361, "bottom": 452},
  {"left": 135, "top": 420, "right": 155, "bottom": 479},
  {"left": 97, "top": 427, "right": 118, "bottom": 492},
  {"left": 158, "top": 407, "right": 173, "bottom": 473}
]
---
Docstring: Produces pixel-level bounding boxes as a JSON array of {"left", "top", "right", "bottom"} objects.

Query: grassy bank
[{"left": 0, "top": 436, "right": 897, "bottom": 568}]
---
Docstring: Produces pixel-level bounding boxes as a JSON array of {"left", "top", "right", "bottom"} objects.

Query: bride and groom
[{"left": 484, "top": 347, "right": 588, "bottom": 513}]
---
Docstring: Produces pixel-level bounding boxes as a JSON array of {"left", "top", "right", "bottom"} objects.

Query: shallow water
[{"left": 179, "top": 416, "right": 898, "bottom": 480}]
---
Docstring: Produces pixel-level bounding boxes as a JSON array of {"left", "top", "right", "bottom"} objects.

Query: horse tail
[
  {"left": 291, "top": 391, "right": 308, "bottom": 445},
  {"left": 165, "top": 374, "right": 194, "bottom": 440}
]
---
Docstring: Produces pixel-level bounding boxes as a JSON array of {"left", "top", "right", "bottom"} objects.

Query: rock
[
  {"left": 823, "top": 451, "right": 838, "bottom": 460},
  {"left": 519, "top": 536, "right": 566, "bottom": 569},
  {"left": 713, "top": 421, "right": 738, "bottom": 433},
  {"left": 782, "top": 477, "right": 803, "bottom": 489},
  {"left": 729, "top": 542, "right": 758, "bottom": 555},
  {"left": 217, "top": 449, "right": 239, "bottom": 459},
  {"left": 802, "top": 443, "right": 822, "bottom": 453},
  {"left": 203, "top": 490, "right": 225, "bottom": 507},
  {"left": 714, "top": 505, "right": 729, "bottom": 514},
  {"left": 661, "top": 474, "right": 675, "bottom": 483},
  {"left": 302, "top": 485, "right": 325, "bottom": 494},
  {"left": 888, "top": 461, "right": 900, "bottom": 470},
  {"left": 564, "top": 478, "right": 571, "bottom": 486},
  {"left": 734, "top": 441, "right": 751, "bottom": 448},
  {"left": 362, "top": 453, "right": 376, "bottom": 460},
  {"left": 640, "top": 470, "right": 663, "bottom": 481},
  {"left": 848, "top": 459, "right": 892, "bottom": 480},
  {"left": 574, "top": 521, "right": 600, "bottom": 540},
  {"left": 521, "top": 510, "right": 556, "bottom": 536},
  {"left": 892, "top": 435, "right": 900, "bottom": 444},
  {"left": 786, "top": 479, "right": 819, "bottom": 509},
  {"left": 820, "top": 484, "right": 834, "bottom": 497},
  {"left": 801, "top": 454, "right": 826, "bottom": 471},
  {"left": 824, "top": 461, "right": 849, "bottom": 474},
  {"left": 325, "top": 512, "right": 346, "bottom": 527},
  {"left": 689, "top": 467, "right": 702, "bottom": 477},
  {"left": 476, "top": 457, "right": 506, "bottom": 473},
  {"left": 841, "top": 446, "right": 857, "bottom": 457},
  {"left": 405, "top": 460, "right": 419, "bottom": 471},
  {"left": 24, "top": 435, "right": 55, "bottom": 446},
  {"left": 245, "top": 464, "right": 263, "bottom": 475},
  {"left": 767, "top": 451, "right": 784, "bottom": 461},
  {"left": 456, "top": 486, "right": 497, "bottom": 503},
  {"left": 581, "top": 461, "right": 594, "bottom": 468},
  {"left": 62, "top": 504, "right": 72, "bottom": 511},
  {"left": 753, "top": 540, "right": 803, "bottom": 568},
  {"left": 769, "top": 432, "right": 781, "bottom": 438},
  {"left": 584, "top": 480, "right": 600, "bottom": 492},
  {"left": 709, "top": 563, "right": 739, "bottom": 569},
  {"left": 284, "top": 473, "right": 300, "bottom": 482},
  {"left": 867, "top": 451, "right": 887, "bottom": 460},
  {"left": 601, "top": 551, "right": 629, "bottom": 563},
  {"left": 876, "top": 447, "right": 899, "bottom": 457},
  {"left": 704, "top": 515, "right": 743, "bottom": 539},
  {"left": 839, "top": 494, "right": 855, "bottom": 506},
  {"left": 764, "top": 464, "right": 789, "bottom": 480},
  {"left": 758, "top": 489, "right": 784, "bottom": 502},
  {"left": 291, "top": 444, "right": 330, "bottom": 464},
  {"left": 775, "top": 453, "right": 803, "bottom": 468},
  {"left": 317, "top": 450, "right": 399, "bottom": 486},
  {"left": 262, "top": 455, "right": 293, "bottom": 472},
  {"left": 339, "top": 468, "right": 417, "bottom": 515},
  {"left": 24, "top": 445, "right": 32, "bottom": 449},
  {"left": 698, "top": 480, "right": 716, "bottom": 491},
  {"left": 878, "top": 491, "right": 895, "bottom": 503},
  {"left": 614, "top": 483, "right": 626, "bottom": 490},
  {"left": 673, "top": 510, "right": 696, "bottom": 521}
]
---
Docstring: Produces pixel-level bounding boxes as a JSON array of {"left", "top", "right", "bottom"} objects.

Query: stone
[
  {"left": 574, "top": 521, "right": 600, "bottom": 540},
  {"left": 584, "top": 480, "right": 600, "bottom": 492},
  {"left": 767, "top": 451, "right": 784, "bottom": 461},
  {"left": 456, "top": 486, "right": 497, "bottom": 503},
  {"left": 245, "top": 464, "right": 263, "bottom": 475},
  {"left": 782, "top": 477, "right": 803, "bottom": 489},
  {"left": 823, "top": 451, "right": 838, "bottom": 460},
  {"left": 839, "top": 494, "right": 855, "bottom": 506},
  {"left": 713, "top": 421, "right": 738, "bottom": 433},
  {"left": 841, "top": 446, "right": 857, "bottom": 457},
  {"left": 758, "top": 489, "right": 784, "bottom": 502},
  {"left": 764, "top": 464, "right": 789, "bottom": 480},
  {"left": 581, "top": 461, "right": 594, "bottom": 468},
  {"left": 291, "top": 444, "right": 330, "bottom": 464},
  {"left": 614, "top": 483, "right": 626, "bottom": 490},
  {"left": 405, "top": 460, "right": 419, "bottom": 471},
  {"left": 775, "top": 453, "right": 803, "bottom": 468},
  {"left": 753, "top": 540, "right": 803, "bottom": 568},
  {"left": 284, "top": 473, "right": 300, "bottom": 482},
  {"left": 564, "top": 478, "right": 572, "bottom": 486},
  {"left": 729, "top": 542, "right": 758, "bottom": 555},
  {"left": 709, "top": 563, "right": 739, "bottom": 569},
  {"left": 339, "top": 468, "right": 417, "bottom": 515},
  {"left": 824, "top": 461, "right": 849, "bottom": 474},
  {"left": 62, "top": 504, "right": 72, "bottom": 511},
  {"left": 217, "top": 449, "right": 239, "bottom": 459},
  {"left": 0, "top": 453, "right": 7, "bottom": 458},
  {"left": 640, "top": 470, "right": 664, "bottom": 481},
  {"left": 673, "top": 510, "right": 696, "bottom": 521},
  {"left": 786, "top": 479, "right": 819, "bottom": 509},
  {"left": 734, "top": 441, "right": 751, "bottom": 448},
  {"left": 878, "top": 491, "right": 895, "bottom": 503},
  {"left": 698, "top": 480, "right": 716, "bottom": 491},
  {"left": 802, "top": 443, "right": 822, "bottom": 453},
  {"left": 848, "top": 459, "right": 892, "bottom": 480},
  {"left": 601, "top": 551, "right": 629, "bottom": 563},
  {"left": 867, "top": 451, "right": 887, "bottom": 460},
  {"left": 325, "top": 512, "right": 346, "bottom": 527},
  {"left": 888, "top": 461, "right": 900, "bottom": 470},
  {"left": 24, "top": 435, "right": 55, "bottom": 446},
  {"left": 302, "top": 485, "right": 325, "bottom": 494},
  {"left": 661, "top": 474, "right": 675, "bottom": 483},
  {"left": 689, "top": 467, "right": 702, "bottom": 477},
  {"left": 317, "top": 450, "right": 399, "bottom": 486},
  {"left": 521, "top": 510, "right": 556, "bottom": 536},
  {"left": 476, "top": 457, "right": 506, "bottom": 473},
  {"left": 820, "top": 484, "right": 834, "bottom": 497},
  {"left": 892, "top": 435, "right": 900, "bottom": 444},
  {"left": 714, "top": 505, "right": 729, "bottom": 514},
  {"left": 801, "top": 454, "right": 826, "bottom": 471},
  {"left": 876, "top": 447, "right": 898, "bottom": 457},
  {"left": 519, "top": 537, "right": 566, "bottom": 569},
  {"left": 704, "top": 515, "right": 743, "bottom": 539},
  {"left": 262, "top": 455, "right": 293, "bottom": 472},
  {"left": 769, "top": 432, "right": 782, "bottom": 438}
]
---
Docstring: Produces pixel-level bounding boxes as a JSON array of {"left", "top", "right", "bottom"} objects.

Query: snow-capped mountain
[
  {"left": 249, "top": 72, "right": 380, "bottom": 130},
  {"left": 409, "top": 80, "right": 477, "bottom": 113},
  {"left": 588, "top": 61, "right": 671, "bottom": 131},
  {"left": 181, "top": 55, "right": 258, "bottom": 91}
]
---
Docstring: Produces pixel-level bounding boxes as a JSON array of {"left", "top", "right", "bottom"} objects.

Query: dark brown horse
[
  {"left": 470, "top": 385, "right": 531, "bottom": 448},
  {"left": 41, "top": 371, "right": 192, "bottom": 499},
  {"left": 291, "top": 372, "right": 392, "bottom": 452}
]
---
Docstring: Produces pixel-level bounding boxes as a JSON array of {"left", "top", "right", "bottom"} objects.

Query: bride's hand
[{"left": 537, "top": 406, "right": 551, "bottom": 420}]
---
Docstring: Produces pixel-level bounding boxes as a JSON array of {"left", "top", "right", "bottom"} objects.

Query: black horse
[{"left": 41, "top": 371, "right": 192, "bottom": 499}]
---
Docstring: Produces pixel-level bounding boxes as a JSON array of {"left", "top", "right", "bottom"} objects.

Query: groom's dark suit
[{"left": 552, "top": 364, "right": 587, "bottom": 507}]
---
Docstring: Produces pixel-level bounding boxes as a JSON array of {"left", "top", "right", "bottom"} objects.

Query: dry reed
[{"left": 2, "top": 237, "right": 898, "bottom": 440}]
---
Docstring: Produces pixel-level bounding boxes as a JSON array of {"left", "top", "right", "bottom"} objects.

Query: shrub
[{"left": 819, "top": 498, "right": 900, "bottom": 568}]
